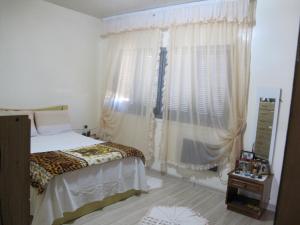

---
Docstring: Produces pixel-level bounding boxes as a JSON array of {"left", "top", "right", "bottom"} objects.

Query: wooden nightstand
[{"left": 225, "top": 171, "right": 272, "bottom": 219}]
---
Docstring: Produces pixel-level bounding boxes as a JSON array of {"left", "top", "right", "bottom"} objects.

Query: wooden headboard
[{"left": 0, "top": 105, "right": 68, "bottom": 111}]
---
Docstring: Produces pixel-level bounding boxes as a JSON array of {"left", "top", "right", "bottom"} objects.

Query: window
[
  {"left": 154, "top": 46, "right": 230, "bottom": 128},
  {"left": 104, "top": 49, "right": 153, "bottom": 116}
]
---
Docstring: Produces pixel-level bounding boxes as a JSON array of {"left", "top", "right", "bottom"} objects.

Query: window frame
[{"left": 153, "top": 47, "right": 167, "bottom": 119}]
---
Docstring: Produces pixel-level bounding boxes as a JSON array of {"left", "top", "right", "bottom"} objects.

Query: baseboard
[
  {"left": 149, "top": 165, "right": 227, "bottom": 193},
  {"left": 267, "top": 203, "right": 276, "bottom": 212}
]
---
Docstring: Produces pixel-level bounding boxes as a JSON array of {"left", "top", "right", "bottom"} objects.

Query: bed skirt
[
  {"left": 31, "top": 157, "right": 148, "bottom": 225},
  {"left": 53, "top": 189, "right": 142, "bottom": 225}
]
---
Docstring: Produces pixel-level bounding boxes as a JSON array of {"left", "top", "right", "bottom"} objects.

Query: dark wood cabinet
[
  {"left": 0, "top": 115, "right": 30, "bottom": 225},
  {"left": 275, "top": 30, "right": 300, "bottom": 225},
  {"left": 226, "top": 171, "right": 272, "bottom": 219}
]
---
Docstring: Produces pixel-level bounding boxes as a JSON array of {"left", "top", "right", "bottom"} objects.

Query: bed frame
[{"left": 0, "top": 105, "right": 68, "bottom": 111}]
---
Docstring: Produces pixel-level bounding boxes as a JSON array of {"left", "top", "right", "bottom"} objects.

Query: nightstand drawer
[
  {"left": 230, "top": 178, "right": 247, "bottom": 189},
  {"left": 229, "top": 178, "right": 262, "bottom": 193},
  {"left": 246, "top": 183, "right": 262, "bottom": 192}
]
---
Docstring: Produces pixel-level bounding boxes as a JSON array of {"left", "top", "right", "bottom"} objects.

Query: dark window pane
[{"left": 154, "top": 47, "right": 167, "bottom": 118}]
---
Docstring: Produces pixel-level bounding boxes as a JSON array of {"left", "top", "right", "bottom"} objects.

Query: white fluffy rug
[
  {"left": 139, "top": 206, "right": 209, "bottom": 225},
  {"left": 147, "top": 176, "right": 163, "bottom": 190}
]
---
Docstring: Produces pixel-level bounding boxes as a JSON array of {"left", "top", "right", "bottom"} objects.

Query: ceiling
[{"left": 45, "top": 0, "right": 200, "bottom": 19}]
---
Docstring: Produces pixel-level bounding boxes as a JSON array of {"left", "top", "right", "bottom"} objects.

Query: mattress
[{"left": 30, "top": 132, "right": 148, "bottom": 225}]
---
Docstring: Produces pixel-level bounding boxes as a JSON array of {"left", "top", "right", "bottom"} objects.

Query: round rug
[{"left": 139, "top": 206, "right": 208, "bottom": 225}]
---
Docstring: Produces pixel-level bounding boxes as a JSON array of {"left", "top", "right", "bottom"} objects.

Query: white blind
[{"left": 168, "top": 45, "right": 230, "bottom": 119}]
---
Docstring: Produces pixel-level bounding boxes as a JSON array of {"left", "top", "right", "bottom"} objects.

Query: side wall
[
  {"left": 0, "top": 0, "right": 102, "bottom": 130},
  {"left": 244, "top": 0, "right": 300, "bottom": 207}
]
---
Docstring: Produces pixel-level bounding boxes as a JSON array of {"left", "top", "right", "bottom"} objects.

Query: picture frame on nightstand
[
  {"left": 236, "top": 160, "right": 253, "bottom": 174},
  {"left": 240, "top": 150, "right": 255, "bottom": 161}
]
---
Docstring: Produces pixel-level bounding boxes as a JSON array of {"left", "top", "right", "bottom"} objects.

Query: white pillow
[
  {"left": 1, "top": 110, "right": 38, "bottom": 137},
  {"left": 34, "top": 110, "right": 72, "bottom": 135}
]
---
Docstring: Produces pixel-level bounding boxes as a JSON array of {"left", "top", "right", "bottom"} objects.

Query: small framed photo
[
  {"left": 236, "top": 159, "right": 253, "bottom": 173},
  {"left": 240, "top": 150, "right": 255, "bottom": 161},
  {"left": 258, "top": 160, "right": 270, "bottom": 175}
]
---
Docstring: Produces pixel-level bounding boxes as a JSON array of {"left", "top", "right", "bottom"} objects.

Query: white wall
[
  {"left": 244, "top": 0, "right": 300, "bottom": 208},
  {"left": 0, "top": 0, "right": 102, "bottom": 130},
  {"left": 95, "top": 36, "right": 109, "bottom": 124}
]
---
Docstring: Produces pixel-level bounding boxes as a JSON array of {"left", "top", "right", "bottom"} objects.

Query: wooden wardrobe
[
  {"left": 274, "top": 30, "right": 300, "bottom": 224},
  {"left": 0, "top": 115, "right": 30, "bottom": 225}
]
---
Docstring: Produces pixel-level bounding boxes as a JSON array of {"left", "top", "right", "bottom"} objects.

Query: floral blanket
[{"left": 30, "top": 142, "right": 145, "bottom": 194}]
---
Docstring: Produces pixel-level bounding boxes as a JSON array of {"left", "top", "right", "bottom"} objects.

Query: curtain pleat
[
  {"left": 160, "top": 20, "right": 253, "bottom": 171},
  {"left": 99, "top": 30, "right": 161, "bottom": 163}
]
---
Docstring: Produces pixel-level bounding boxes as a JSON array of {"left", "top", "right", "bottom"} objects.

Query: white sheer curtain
[
  {"left": 99, "top": 30, "right": 161, "bottom": 163},
  {"left": 160, "top": 19, "right": 254, "bottom": 170}
]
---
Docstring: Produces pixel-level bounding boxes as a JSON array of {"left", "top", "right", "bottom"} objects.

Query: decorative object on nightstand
[
  {"left": 235, "top": 151, "right": 271, "bottom": 178},
  {"left": 82, "top": 125, "right": 91, "bottom": 137}
]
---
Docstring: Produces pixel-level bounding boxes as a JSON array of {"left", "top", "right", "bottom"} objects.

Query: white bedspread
[
  {"left": 30, "top": 132, "right": 148, "bottom": 225},
  {"left": 31, "top": 131, "right": 104, "bottom": 153}
]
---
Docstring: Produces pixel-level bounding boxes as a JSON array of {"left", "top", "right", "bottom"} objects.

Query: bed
[
  {"left": 0, "top": 106, "right": 148, "bottom": 225},
  {"left": 30, "top": 131, "right": 148, "bottom": 225}
]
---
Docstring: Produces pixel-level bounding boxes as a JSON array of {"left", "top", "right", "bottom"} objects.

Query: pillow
[
  {"left": 1, "top": 110, "right": 38, "bottom": 137},
  {"left": 34, "top": 110, "right": 72, "bottom": 135}
]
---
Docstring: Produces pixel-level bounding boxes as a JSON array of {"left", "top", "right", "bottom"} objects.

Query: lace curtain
[
  {"left": 99, "top": 0, "right": 256, "bottom": 170},
  {"left": 99, "top": 30, "right": 161, "bottom": 163},
  {"left": 159, "top": 20, "right": 253, "bottom": 171}
]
